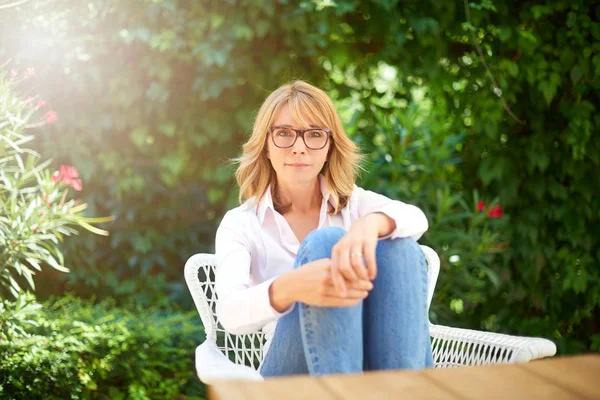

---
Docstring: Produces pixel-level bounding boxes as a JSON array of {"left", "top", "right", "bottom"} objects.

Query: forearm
[{"left": 368, "top": 212, "right": 397, "bottom": 238}]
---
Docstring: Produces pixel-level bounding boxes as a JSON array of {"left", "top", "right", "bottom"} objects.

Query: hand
[
  {"left": 330, "top": 213, "right": 393, "bottom": 295},
  {"left": 269, "top": 258, "right": 373, "bottom": 311}
]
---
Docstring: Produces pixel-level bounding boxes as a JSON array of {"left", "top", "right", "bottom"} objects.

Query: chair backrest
[{"left": 184, "top": 246, "right": 440, "bottom": 370}]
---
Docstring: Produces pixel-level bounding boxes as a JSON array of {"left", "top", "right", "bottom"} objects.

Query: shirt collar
[{"left": 254, "top": 173, "right": 335, "bottom": 225}]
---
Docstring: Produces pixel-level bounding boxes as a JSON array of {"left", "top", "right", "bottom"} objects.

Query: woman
[{"left": 215, "top": 80, "right": 434, "bottom": 377}]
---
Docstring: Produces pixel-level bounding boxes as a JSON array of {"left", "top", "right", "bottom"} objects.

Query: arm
[
  {"left": 215, "top": 213, "right": 294, "bottom": 335},
  {"left": 355, "top": 186, "right": 429, "bottom": 240},
  {"left": 269, "top": 272, "right": 297, "bottom": 313},
  {"left": 269, "top": 258, "right": 373, "bottom": 311},
  {"left": 328, "top": 187, "right": 429, "bottom": 291},
  {"left": 365, "top": 212, "right": 397, "bottom": 238}
]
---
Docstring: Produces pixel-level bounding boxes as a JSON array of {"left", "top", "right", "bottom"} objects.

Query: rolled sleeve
[
  {"left": 215, "top": 213, "right": 294, "bottom": 335},
  {"left": 355, "top": 186, "right": 429, "bottom": 241},
  {"left": 216, "top": 277, "right": 295, "bottom": 335}
]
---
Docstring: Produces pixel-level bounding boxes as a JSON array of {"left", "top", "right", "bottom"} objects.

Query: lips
[{"left": 286, "top": 163, "right": 310, "bottom": 167}]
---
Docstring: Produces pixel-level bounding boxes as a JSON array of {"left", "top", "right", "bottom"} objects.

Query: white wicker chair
[{"left": 184, "top": 246, "right": 557, "bottom": 383}]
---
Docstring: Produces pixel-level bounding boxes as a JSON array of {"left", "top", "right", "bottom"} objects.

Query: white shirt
[{"left": 214, "top": 174, "right": 428, "bottom": 355}]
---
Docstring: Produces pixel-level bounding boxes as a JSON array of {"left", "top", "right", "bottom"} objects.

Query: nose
[{"left": 291, "top": 134, "right": 308, "bottom": 154}]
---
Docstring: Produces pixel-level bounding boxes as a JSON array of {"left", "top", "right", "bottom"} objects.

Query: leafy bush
[
  {"left": 338, "top": 100, "right": 509, "bottom": 325},
  {"left": 0, "top": 1, "right": 319, "bottom": 296},
  {"left": 0, "top": 293, "right": 205, "bottom": 400},
  {"left": 0, "top": 69, "right": 112, "bottom": 299},
  {"left": 319, "top": 0, "right": 599, "bottom": 351}
]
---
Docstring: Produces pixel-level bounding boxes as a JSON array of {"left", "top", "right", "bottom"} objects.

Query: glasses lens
[
  {"left": 272, "top": 128, "right": 297, "bottom": 148},
  {"left": 304, "top": 129, "right": 328, "bottom": 149}
]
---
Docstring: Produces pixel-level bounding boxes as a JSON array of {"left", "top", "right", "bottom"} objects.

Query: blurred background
[{"left": 1, "top": 0, "right": 598, "bottom": 398}]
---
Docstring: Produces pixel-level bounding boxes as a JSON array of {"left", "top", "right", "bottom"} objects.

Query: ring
[{"left": 351, "top": 252, "right": 363, "bottom": 258}]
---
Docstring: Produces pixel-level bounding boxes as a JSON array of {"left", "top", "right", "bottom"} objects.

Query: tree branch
[{"left": 463, "top": 0, "right": 526, "bottom": 125}]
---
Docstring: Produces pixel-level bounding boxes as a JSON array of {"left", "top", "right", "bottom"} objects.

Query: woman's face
[{"left": 266, "top": 103, "right": 331, "bottom": 186}]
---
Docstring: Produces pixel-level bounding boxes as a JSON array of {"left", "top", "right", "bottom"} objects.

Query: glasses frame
[{"left": 268, "top": 126, "right": 332, "bottom": 150}]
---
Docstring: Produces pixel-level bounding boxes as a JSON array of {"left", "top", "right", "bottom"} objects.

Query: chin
[{"left": 281, "top": 169, "right": 317, "bottom": 183}]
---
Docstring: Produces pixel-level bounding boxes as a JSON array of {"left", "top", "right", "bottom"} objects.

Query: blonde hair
[{"left": 234, "top": 80, "right": 364, "bottom": 215}]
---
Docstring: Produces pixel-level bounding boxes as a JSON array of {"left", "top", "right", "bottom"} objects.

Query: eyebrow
[{"left": 274, "top": 124, "right": 320, "bottom": 128}]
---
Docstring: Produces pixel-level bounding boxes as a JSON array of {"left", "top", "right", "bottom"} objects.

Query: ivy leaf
[
  {"left": 538, "top": 80, "right": 557, "bottom": 105},
  {"left": 572, "top": 270, "right": 588, "bottom": 294},
  {"left": 508, "top": 62, "right": 519, "bottom": 77},
  {"left": 570, "top": 65, "right": 583, "bottom": 85},
  {"left": 496, "top": 26, "right": 512, "bottom": 42}
]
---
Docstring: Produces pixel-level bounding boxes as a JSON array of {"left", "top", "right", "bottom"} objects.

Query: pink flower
[
  {"left": 476, "top": 201, "right": 486, "bottom": 211},
  {"left": 51, "top": 165, "right": 82, "bottom": 191},
  {"left": 36, "top": 99, "right": 46, "bottom": 110},
  {"left": 10, "top": 68, "right": 17, "bottom": 79},
  {"left": 59, "top": 165, "right": 79, "bottom": 184},
  {"left": 488, "top": 205, "right": 504, "bottom": 218},
  {"left": 72, "top": 179, "right": 83, "bottom": 191},
  {"left": 23, "top": 96, "right": 34, "bottom": 105},
  {"left": 62, "top": 165, "right": 79, "bottom": 179},
  {"left": 25, "top": 67, "right": 35, "bottom": 77},
  {"left": 44, "top": 110, "right": 58, "bottom": 124}
]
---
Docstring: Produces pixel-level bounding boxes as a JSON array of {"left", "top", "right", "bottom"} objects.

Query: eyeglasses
[{"left": 268, "top": 126, "right": 331, "bottom": 150}]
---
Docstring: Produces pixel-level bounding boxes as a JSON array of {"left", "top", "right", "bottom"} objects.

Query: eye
[
  {"left": 275, "top": 129, "right": 294, "bottom": 136},
  {"left": 308, "top": 130, "right": 326, "bottom": 137}
]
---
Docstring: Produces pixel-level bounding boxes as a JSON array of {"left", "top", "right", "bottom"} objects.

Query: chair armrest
[
  {"left": 430, "top": 323, "right": 557, "bottom": 367},
  {"left": 195, "top": 340, "right": 264, "bottom": 383}
]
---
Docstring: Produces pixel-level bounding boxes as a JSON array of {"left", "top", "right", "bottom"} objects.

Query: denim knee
[
  {"left": 296, "top": 226, "right": 346, "bottom": 265},
  {"left": 304, "top": 226, "right": 346, "bottom": 244},
  {"left": 377, "top": 236, "right": 422, "bottom": 258}
]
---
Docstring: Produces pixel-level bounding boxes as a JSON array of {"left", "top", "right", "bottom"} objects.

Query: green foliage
[
  {"left": 344, "top": 104, "right": 509, "bottom": 325},
  {"left": 0, "top": 0, "right": 324, "bottom": 296},
  {"left": 0, "top": 0, "right": 597, "bottom": 355},
  {"left": 314, "top": 0, "right": 600, "bottom": 351},
  {"left": 0, "top": 71, "right": 112, "bottom": 299},
  {"left": 0, "top": 293, "right": 205, "bottom": 399}
]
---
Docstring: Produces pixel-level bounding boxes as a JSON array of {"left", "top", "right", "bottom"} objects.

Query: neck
[{"left": 275, "top": 176, "right": 321, "bottom": 214}]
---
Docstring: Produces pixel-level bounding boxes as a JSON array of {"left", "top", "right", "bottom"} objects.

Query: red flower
[
  {"left": 72, "top": 179, "right": 83, "bottom": 191},
  {"left": 60, "top": 165, "right": 79, "bottom": 183},
  {"left": 488, "top": 205, "right": 504, "bottom": 218},
  {"left": 51, "top": 165, "right": 83, "bottom": 191},
  {"left": 476, "top": 201, "right": 486, "bottom": 211},
  {"left": 44, "top": 110, "right": 58, "bottom": 124}
]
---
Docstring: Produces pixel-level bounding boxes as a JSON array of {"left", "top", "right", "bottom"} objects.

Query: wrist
[{"left": 269, "top": 273, "right": 296, "bottom": 313}]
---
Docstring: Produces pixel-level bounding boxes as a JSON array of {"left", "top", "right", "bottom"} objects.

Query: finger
[
  {"left": 337, "top": 245, "right": 358, "bottom": 283},
  {"left": 343, "top": 279, "right": 373, "bottom": 291},
  {"left": 324, "top": 280, "right": 372, "bottom": 293},
  {"left": 350, "top": 245, "right": 370, "bottom": 280},
  {"left": 330, "top": 248, "right": 347, "bottom": 296},
  {"left": 320, "top": 295, "right": 365, "bottom": 308},
  {"left": 323, "top": 286, "right": 369, "bottom": 298},
  {"left": 364, "top": 241, "right": 378, "bottom": 280}
]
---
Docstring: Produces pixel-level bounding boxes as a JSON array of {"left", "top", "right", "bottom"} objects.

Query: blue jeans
[{"left": 260, "top": 226, "right": 434, "bottom": 377}]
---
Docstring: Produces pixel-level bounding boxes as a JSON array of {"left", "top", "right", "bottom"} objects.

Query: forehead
[{"left": 272, "top": 102, "right": 320, "bottom": 128}]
